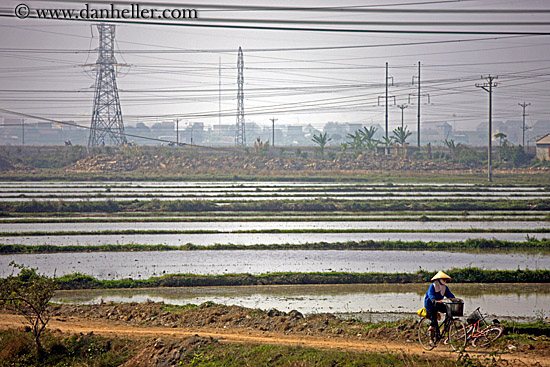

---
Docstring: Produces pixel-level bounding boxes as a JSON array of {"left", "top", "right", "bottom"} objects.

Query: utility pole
[
  {"left": 519, "top": 102, "right": 530, "bottom": 151},
  {"left": 270, "top": 117, "right": 277, "bottom": 147},
  {"left": 385, "top": 62, "right": 389, "bottom": 141},
  {"left": 476, "top": 75, "right": 498, "bottom": 183},
  {"left": 411, "top": 62, "right": 421, "bottom": 147},
  {"left": 417, "top": 62, "right": 420, "bottom": 147},
  {"left": 219, "top": 57, "right": 221, "bottom": 129},
  {"left": 21, "top": 119, "right": 24, "bottom": 145},
  {"left": 176, "top": 118, "right": 179, "bottom": 146},
  {"left": 397, "top": 104, "right": 408, "bottom": 129}
]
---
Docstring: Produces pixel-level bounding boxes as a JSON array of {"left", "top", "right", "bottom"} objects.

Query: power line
[
  {"left": 32, "top": 1, "right": 550, "bottom": 14},
  {"left": 2, "top": 14, "right": 550, "bottom": 35}
]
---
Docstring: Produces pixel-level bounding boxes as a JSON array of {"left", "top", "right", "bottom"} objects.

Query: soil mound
[
  {"left": 121, "top": 336, "right": 216, "bottom": 367},
  {"left": 50, "top": 302, "right": 418, "bottom": 341},
  {"left": 66, "top": 152, "right": 473, "bottom": 173}
]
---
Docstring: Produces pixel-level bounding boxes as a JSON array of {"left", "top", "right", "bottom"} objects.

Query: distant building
[
  {"left": 535, "top": 134, "right": 550, "bottom": 161},
  {"left": 421, "top": 121, "right": 453, "bottom": 145},
  {"left": 286, "top": 125, "right": 305, "bottom": 145}
]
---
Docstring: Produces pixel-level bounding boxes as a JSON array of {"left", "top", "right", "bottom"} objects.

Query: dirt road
[{"left": 1, "top": 313, "right": 547, "bottom": 366}]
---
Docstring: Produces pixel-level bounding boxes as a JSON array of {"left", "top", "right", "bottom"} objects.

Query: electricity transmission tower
[
  {"left": 88, "top": 24, "right": 127, "bottom": 147},
  {"left": 236, "top": 47, "right": 245, "bottom": 146},
  {"left": 476, "top": 75, "right": 498, "bottom": 182}
]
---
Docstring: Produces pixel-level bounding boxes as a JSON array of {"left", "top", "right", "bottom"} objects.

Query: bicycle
[
  {"left": 418, "top": 299, "right": 467, "bottom": 351},
  {"left": 463, "top": 308, "right": 504, "bottom": 347}
]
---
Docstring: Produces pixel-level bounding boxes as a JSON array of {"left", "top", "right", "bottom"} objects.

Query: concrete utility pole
[
  {"left": 176, "top": 119, "right": 179, "bottom": 146},
  {"left": 397, "top": 104, "right": 408, "bottom": 129},
  {"left": 385, "top": 62, "right": 389, "bottom": 140},
  {"left": 219, "top": 57, "right": 222, "bottom": 128},
  {"left": 476, "top": 75, "right": 498, "bottom": 183},
  {"left": 417, "top": 62, "right": 421, "bottom": 147},
  {"left": 411, "top": 62, "right": 421, "bottom": 147},
  {"left": 270, "top": 117, "right": 277, "bottom": 147},
  {"left": 519, "top": 102, "right": 530, "bottom": 151}
]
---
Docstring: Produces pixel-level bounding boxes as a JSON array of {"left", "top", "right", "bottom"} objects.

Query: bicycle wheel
[
  {"left": 472, "top": 326, "right": 503, "bottom": 348},
  {"left": 418, "top": 317, "right": 437, "bottom": 351},
  {"left": 447, "top": 319, "right": 467, "bottom": 351}
]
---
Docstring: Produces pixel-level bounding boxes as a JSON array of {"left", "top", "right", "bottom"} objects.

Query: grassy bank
[
  {"left": 0, "top": 330, "right": 135, "bottom": 367},
  {"left": 46, "top": 268, "right": 550, "bottom": 290},
  {"left": 1, "top": 198, "right": 549, "bottom": 214},
  {"left": 1, "top": 214, "right": 549, "bottom": 222},
  {"left": 0, "top": 329, "right": 485, "bottom": 367},
  {"left": 2, "top": 239, "right": 549, "bottom": 254}
]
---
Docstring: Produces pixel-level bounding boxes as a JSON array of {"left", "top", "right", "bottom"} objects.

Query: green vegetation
[
  {"left": 2, "top": 214, "right": 548, "bottom": 223},
  {"left": 0, "top": 328, "right": 499, "bottom": 367},
  {"left": 0, "top": 329, "right": 135, "bottom": 367},
  {"left": 174, "top": 341, "right": 458, "bottom": 367},
  {"left": 1, "top": 198, "right": 549, "bottom": 214},
  {"left": 0, "top": 263, "right": 57, "bottom": 355},
  {"left": 2, "top": 239, "right": 549, "bottom": 254},
  {"left": 51, "top": 268, "right": 550, "bottom": 290},
  {"left": 501, "top": 321, "right": 550, "bottom": 338}
]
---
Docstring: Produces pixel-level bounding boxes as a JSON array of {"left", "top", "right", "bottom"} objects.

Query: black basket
[
  {"left": 466, "top": 309, "right": 486, "bottom": 325},
  {"left": 444, "top": 299, "right": 464, "bottom": 317}
]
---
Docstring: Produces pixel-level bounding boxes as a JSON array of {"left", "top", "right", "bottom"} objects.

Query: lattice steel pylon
[
  {"left": 88, "top": 24, "right": 127, "bottom": 147},
  {"left": 235, "top": 47, "right": 245, "bottom": 146}
]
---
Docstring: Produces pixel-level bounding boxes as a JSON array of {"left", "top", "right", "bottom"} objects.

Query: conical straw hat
[{"left": 431, "top": 271, "right": 452, "bottom": 281}]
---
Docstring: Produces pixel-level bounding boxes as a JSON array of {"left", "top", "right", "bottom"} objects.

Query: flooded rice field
[
  {"left": 1, "top": 220, "right": 548, "bottom": 233},
  {"left": 2, "top": 250, "right": 548, "bottom": 279},
  {"left": 1, "top": 180, "right": 549, "bottom": 320},
  {"left": 52, "top": 283, "right": 550, "bottom": 321},
  {"left": 1, "top": 212, "right": 550, "bottom": 221},
  {"left": 0, "top": 181, "right": 548, "bottom": 201},
  {"left": 0, "top": 232, "right": 545, "bottom": 246}
]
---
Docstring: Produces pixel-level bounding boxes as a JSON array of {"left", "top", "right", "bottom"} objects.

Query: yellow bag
[
  {"left": 417, "top": 307, "right": 428, "bottom": 318},
  {"left": 417, "top": 307, "right": 441, "bottom": 320}
]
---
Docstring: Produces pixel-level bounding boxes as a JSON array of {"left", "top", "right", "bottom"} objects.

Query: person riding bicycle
[{"left": 424, "top": 271, "right": 456, "bottom": 335}]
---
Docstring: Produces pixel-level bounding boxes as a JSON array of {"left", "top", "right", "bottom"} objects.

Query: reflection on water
[
  {"left": 52, "top": 283, "right": 550, "bottom": 320},
  {"left": 1, "top": 221, "right": 548, "bottom": 233},
  {"left": 2, "top": 250, "right": 548, "bottom": 279}
]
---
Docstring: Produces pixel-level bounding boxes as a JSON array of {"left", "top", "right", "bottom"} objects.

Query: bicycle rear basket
[
  {"left": 466, "top": 309, "right": 484, "bottom": 325},
  {"left": 445, "top": 299, "right": 464, "bottom": 316}
]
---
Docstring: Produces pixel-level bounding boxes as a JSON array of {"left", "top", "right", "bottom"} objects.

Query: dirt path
[{"left": 1, "top": 313, "right": 547, "bottom": 366}]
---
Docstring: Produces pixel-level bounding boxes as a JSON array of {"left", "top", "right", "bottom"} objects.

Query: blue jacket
[{"left": 424, "top": 281, "right": 455, "bottom": 313}]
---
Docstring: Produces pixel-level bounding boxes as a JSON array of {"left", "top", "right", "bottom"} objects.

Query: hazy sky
[{"left": 1, "top": 0, "right": 550, "bottom": 137}]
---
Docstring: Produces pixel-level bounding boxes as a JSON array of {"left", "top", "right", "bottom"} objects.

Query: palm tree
[
  {"left": 346, "top": 131, "right": 365, "bottom": 155},
  {"left": 359, "top": 126, "right": 379, "bottom": 152},
  {"left": 443, "top": 138, "right": 457, "bottom": 160},
  {"left": 312, "top": 132, "right": 332, "bottom": 158},
  {"left": 392, "top": 126, "right": 412, "bottom": 147}
]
